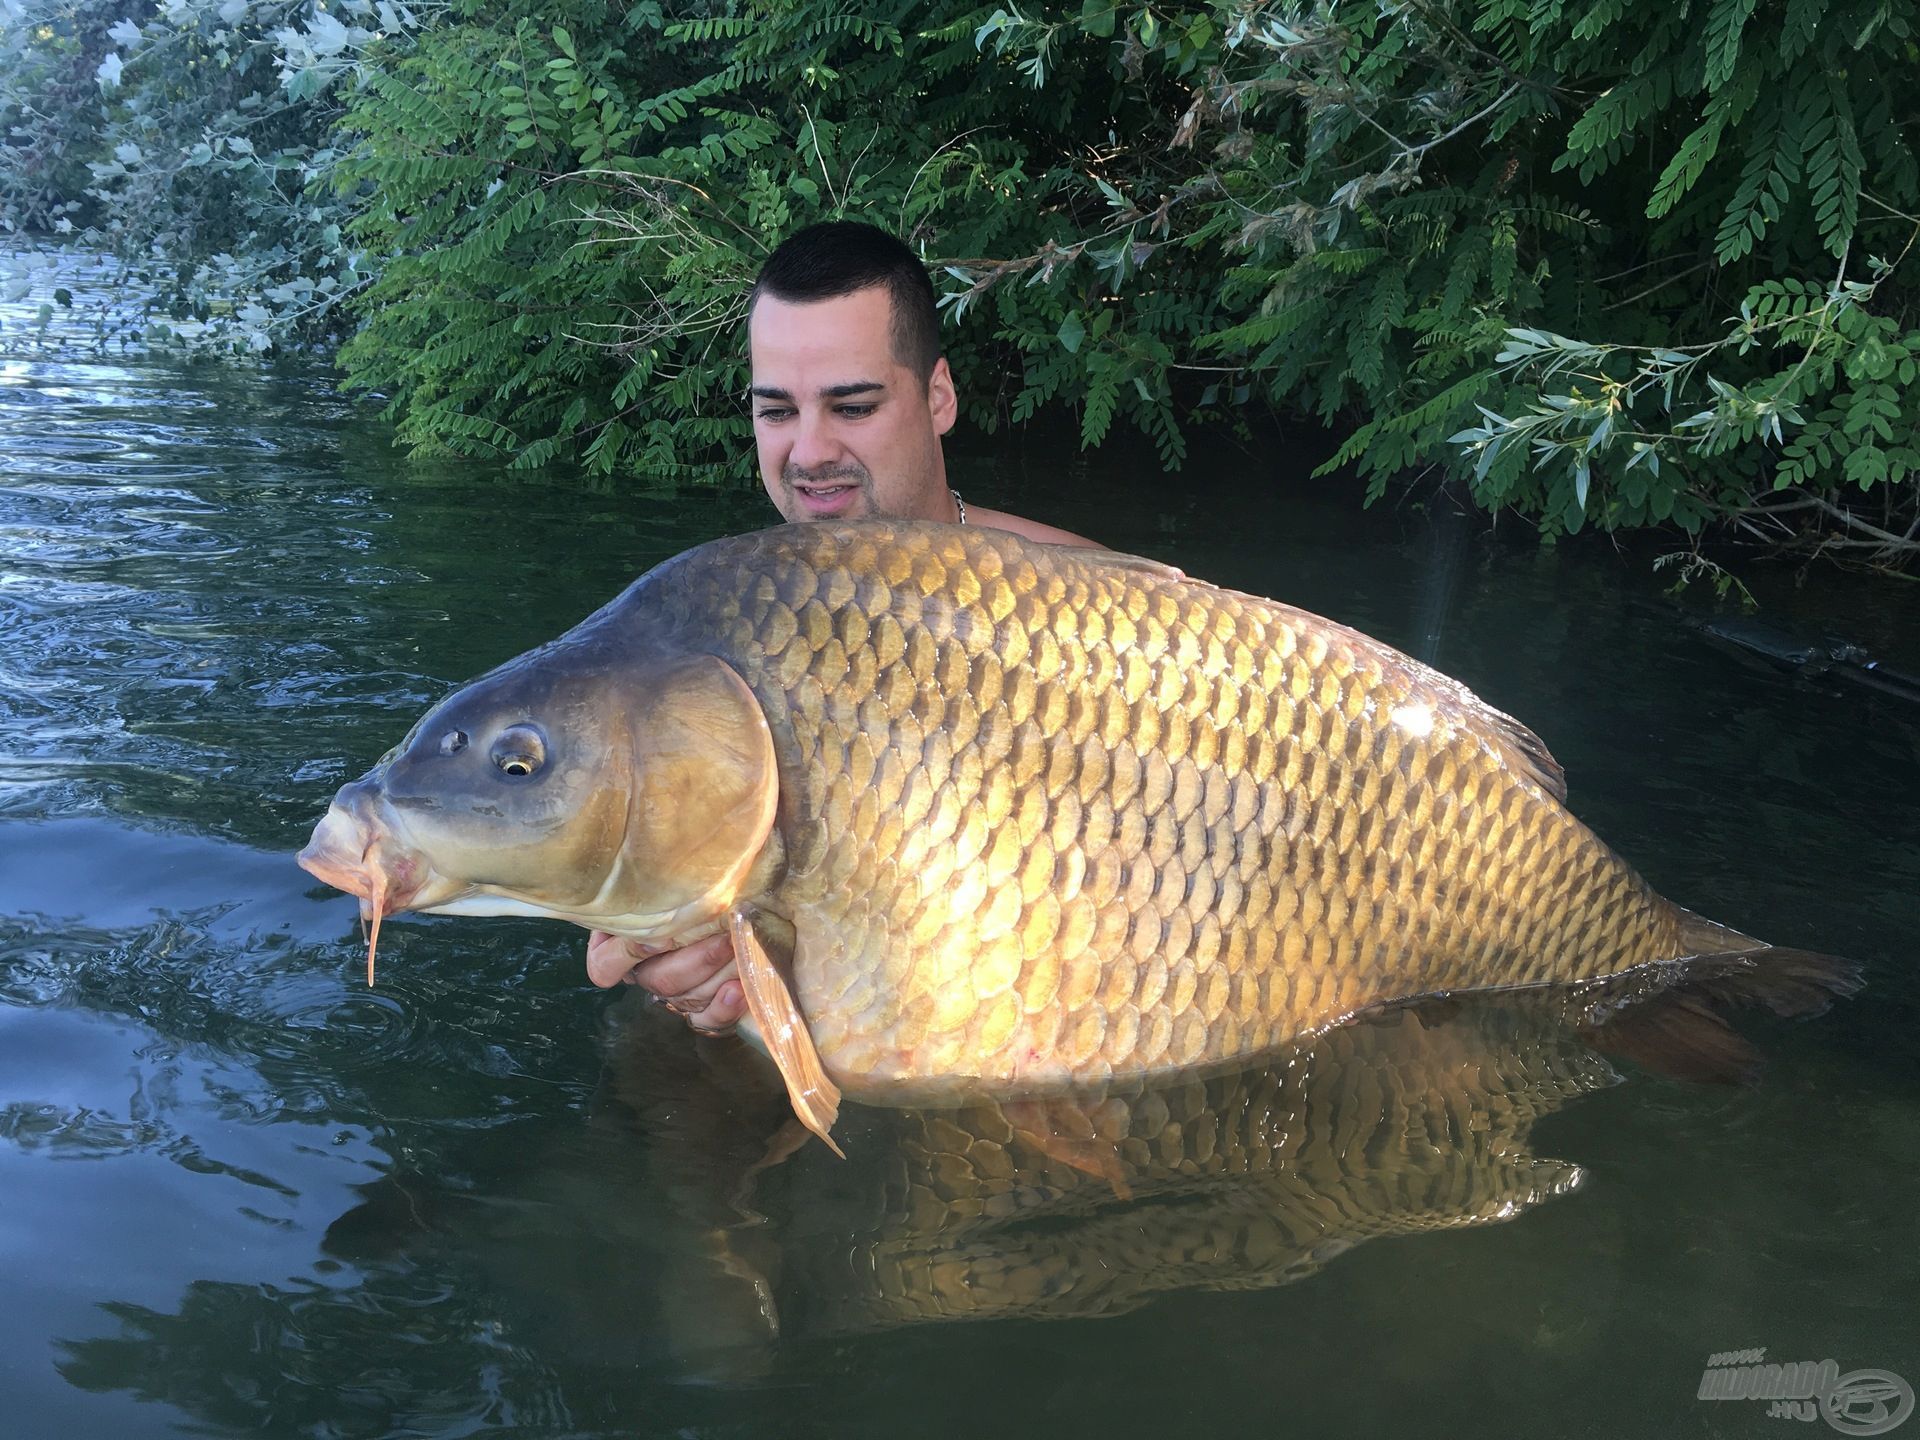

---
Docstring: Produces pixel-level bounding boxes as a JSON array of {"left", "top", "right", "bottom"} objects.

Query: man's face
[{"left": 748, "top": 285, "right": 958, "bottom": 523}]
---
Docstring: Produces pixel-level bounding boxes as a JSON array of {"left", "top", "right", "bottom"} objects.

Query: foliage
[
  {"left": 330, "top": 0, "right": 1920, "bottom": 555},
  {"left": 979, "top": 0, "right": 1919, "bottom": 555},
  {"left": 0, "top": 0, "right": 100, "bottom": 236},
  {"left": 1, "top": 0, "right": 419, "bottom": 351},
  {"left": 6, "top": 0, "right": 1917, "bottom": 561},
  {"left": 329, "top": 0, "right": 1234, "bottom": 474},
  {"left": 1346, "top": 0, "right": 1920, "bottom": 558}
]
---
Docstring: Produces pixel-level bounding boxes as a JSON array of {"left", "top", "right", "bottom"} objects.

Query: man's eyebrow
[{"left": 747, "top": 380, "right": 886, "bottom": 402}]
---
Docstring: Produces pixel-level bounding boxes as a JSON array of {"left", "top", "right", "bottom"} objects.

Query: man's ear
[{"left": 927, "top": 357, "right": 958, "bottom": 435}]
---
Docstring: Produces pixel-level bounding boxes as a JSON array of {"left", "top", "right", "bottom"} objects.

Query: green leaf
[
  {"left": 1702, "top": 0, "right": 1757, "bottom": 91},
  {"left": 1057, "top": 311, "right": 1085, "bottom": 353},
  {"left": 1713, "top": 98, "right": 1802, "bottom": 265},
  {"left": 1845, "top": 444, "right": 1888, "bottom": 489},
  {"left": 1564, "top": 486, "right": 1587, "bottom": 531},
  {"left": 1809, "top": 76, "right": 1864, "bottom": 257},
  {"left": 1647, "top": 115, "right": 1725, "bottom": 218}
]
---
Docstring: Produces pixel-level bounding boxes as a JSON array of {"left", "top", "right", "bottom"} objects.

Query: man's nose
[{"left": 788, "top": 409, "right": 842, "bottom": 472}]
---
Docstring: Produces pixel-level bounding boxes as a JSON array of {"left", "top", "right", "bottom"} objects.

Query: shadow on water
[{"left": 3, "top": 248, "right": 1918, "bottom": 1438}]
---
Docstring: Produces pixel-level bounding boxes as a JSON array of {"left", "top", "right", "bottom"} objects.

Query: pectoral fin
[{"left": 729, "top": 908, "right": 844, "bottom": 1159}]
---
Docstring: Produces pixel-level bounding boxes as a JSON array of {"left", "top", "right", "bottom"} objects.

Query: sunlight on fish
[{"left": 298, "top": 521, "right": 1855, "bottom": 1150}]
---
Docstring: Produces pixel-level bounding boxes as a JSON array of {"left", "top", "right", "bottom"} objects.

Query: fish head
[{"left": 299, "top": 640, "right": 780, "bottom": 954}]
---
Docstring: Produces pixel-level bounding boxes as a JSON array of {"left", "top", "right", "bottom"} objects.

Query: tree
[{"left": 8, "top": 0, "right": 1916, "bottom": 566}]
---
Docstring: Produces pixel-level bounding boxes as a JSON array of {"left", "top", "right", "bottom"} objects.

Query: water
[{"left": 2, "top": 250, "right": 1917, "bottom": 1439}]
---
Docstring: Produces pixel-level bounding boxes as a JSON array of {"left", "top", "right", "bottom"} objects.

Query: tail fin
[
  {"left": 1669, "top": 907, "right": 1865, "bottom": 1018},
  {"left": 1672, "top": 946, "right": 1865, "bottom": 1019},
  {"left": 1580, "top": 933, "right": 1863, "bottom": 1086}
]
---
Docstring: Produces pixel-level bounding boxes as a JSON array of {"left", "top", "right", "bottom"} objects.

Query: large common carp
[{"left": 299, "top": 521, "right": 1844, "bottom": 1150}]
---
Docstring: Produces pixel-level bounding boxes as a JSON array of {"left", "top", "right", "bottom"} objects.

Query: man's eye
[
  {"left": 754, "top": 407, "right": 794, "bottom": 422},
  {"left": 836, "top": 404, "right": 877, "bottom": 418}
]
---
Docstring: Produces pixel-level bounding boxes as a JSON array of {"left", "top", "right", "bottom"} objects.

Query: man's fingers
[
  {"left": 584, "top": 928, "right": 664, "bottom": 989},
  {"left": 582, "top": 930, "right": 743, "bottom": 1034},
  {"left": 687, "top": 980, "right": 746, "bottom": 1036},
  {"left": 625, "top": 930, "right": 735, "bottom": 999}
]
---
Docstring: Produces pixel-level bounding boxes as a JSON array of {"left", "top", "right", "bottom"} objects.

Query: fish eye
[
  {"left": 439, "top": 729, "right": 468, "bottom": 756},
  {"left": 490, "top": 725, "right": 546, "bottom": 778}
]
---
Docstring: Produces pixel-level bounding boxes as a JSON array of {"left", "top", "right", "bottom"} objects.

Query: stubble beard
[{"left": 781, "top": 461, "right": 874, "bottom": 521}]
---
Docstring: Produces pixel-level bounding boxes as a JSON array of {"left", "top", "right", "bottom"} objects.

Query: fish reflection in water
[{"left": 607, "top": 952, "right": 1849, "bottom": 1353}]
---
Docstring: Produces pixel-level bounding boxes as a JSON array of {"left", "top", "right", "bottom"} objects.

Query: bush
[
  {"left": 2, "top": 0, "right": 405, "bottom": 352},
  {"left": 7, "top": 0, "right": 1917, "bottom": 564},
  {"left": 331, "top": 0, "right": 1233, "bottom": 475}
]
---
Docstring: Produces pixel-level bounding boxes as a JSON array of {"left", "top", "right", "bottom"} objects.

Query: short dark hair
[{"left": 748, "top": 221, "right": 942, "bottom": 380}]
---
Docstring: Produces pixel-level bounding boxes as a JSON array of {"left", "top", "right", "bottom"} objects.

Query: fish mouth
[
  {"left": 298, "top": 800, "right": 433, "bottom": 985},
  {"left": 297, "top": 803, "right": 429, "bottom": 909}
]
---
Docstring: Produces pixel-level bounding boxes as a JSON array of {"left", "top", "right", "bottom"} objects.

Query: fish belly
[{"left": 645, "top": 523, "right": 1684, "bottom": 1097}]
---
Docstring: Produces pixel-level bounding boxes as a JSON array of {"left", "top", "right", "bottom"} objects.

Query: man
[{"left": 586, "top": 221, "right": 1095, "bottom": 1030}]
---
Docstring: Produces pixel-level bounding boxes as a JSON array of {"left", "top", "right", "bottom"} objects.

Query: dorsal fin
[
  {"left": 1375, "top": 642, "right": 1572, "bottom": 803},
  {"left": 1253, "top": 597, "right": 1573, "bottom": 806},
  {"left": 1484, "top": 707, "right": 1567, "bottom": 803},
  {"left": 1389, "top": 644, "right": 1570, "bottom": 803},
  {"left": 1071, "top": 548, "right": 1188, "bottom": 583}
]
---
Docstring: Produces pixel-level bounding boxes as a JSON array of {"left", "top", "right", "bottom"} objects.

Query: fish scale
[
  {"left": 628, "top": 522, "right": 1690, "bottom": 1099},
  {"left": 302, "top": 523, "right": 1857, "bottom": 1153}
]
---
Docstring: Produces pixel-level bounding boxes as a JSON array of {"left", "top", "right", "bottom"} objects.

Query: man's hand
[{"left": 585, "top": 930, "right": 746, "bottom": 1035}]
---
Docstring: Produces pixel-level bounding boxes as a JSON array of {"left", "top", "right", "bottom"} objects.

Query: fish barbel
[{"left": 298, "top": 521, "right": 1838, "bottom": 1148}]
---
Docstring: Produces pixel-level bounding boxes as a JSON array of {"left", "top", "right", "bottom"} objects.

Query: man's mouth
[{"left": 788, "top": 474, "right": 866, "bottom": 516}]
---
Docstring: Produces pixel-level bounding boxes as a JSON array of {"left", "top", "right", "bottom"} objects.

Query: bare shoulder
[{"left": 966, "top": 504, "right": 1100, "bottom": 549}]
